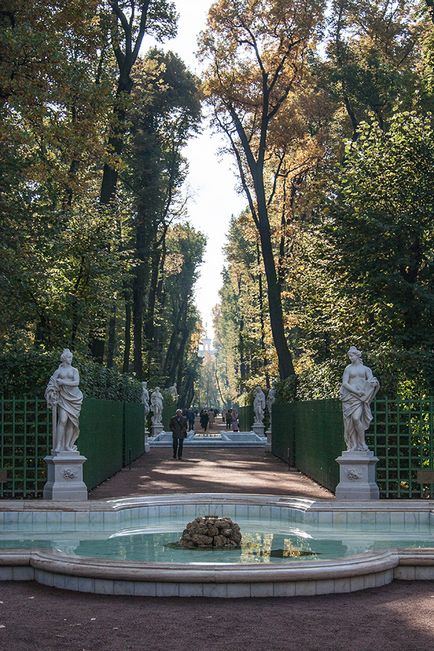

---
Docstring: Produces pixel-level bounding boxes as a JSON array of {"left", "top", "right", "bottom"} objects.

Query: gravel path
[
  {"left": 89, "top": 447, "right": 333, "bottom": 500},
  {"left": 1, "top": 580, "right": 434, "bottom": 650}
]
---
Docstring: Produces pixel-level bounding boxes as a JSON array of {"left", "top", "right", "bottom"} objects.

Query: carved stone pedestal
[
  {"left": 144, "top": 434, "right": 150, "bottom": 453},
  {"left": 252, "top": 422, "right": 265, "bottom": 437},
  {"left": 43, "top": 451, "right": 88, "bottom": 501},
  {"left": 335, "top": 450, "right": 379, "bottom": 500},
  {"left": 151, "top": 423, "right": 164, "bottom": 437}
]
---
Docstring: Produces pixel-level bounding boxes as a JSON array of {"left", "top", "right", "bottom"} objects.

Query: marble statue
[
  {"left": 168, "top": 383, "right": 178, "bottom": 399},
  {"left": 141, "top": 381, "right": 150, "bottom": 418},
  {"left": 253, "top": 386, "right": 266, "bottom": 424},
  {"left": 150, "top": 387, "right": 164, "bottom": 425},
  {"left": 266, "top": 387, "right": 276, "bottom": 431},
  {"left": 45, "top": 349, "right": 83, "bottom": 453},
  {"left": 339, "top": 346, "right": 380, "bottom": 452}
]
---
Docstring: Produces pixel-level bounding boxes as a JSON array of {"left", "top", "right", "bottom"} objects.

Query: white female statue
[
  {"left": 141, "top": 381, "right": 150, "bottom": 419},
  {"left": 253, "top": 386, "right": 266, "bottom": 424},
  {"left": 45, "top": 349, "right": 83, "bottom": 453},
  {"left": 340, "top": 346, "right": 380, "bottom": 452},
  {"left": 168, "top": 383, "right": 178, "bottom": 400},
  {"left": 150, "top": 387, "right": 163, "bottom": 425},
  {"left": 266, "top": 386, "right": 276, "bottom": 431}
]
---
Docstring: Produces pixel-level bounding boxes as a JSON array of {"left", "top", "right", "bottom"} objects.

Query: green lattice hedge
[
  {"left": 0, "top": 396, "right": 144, "bottom": 498},
  {"left": 271, "top": 398, "right": 434, "bottom": 498}
]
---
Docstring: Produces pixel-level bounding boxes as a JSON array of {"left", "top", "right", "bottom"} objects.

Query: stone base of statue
[
  {"left": 144, "top": 435, "right": 150, "bottom": 453},
  {"left": 335, "top": 450, "right": 379, "bottom": 500},
  {"left": 43, "top": 451, "right": 88, "bottom": 501},
  {"left": 252, "top": 422, "right": 265, "bottom": 437},
  {"left": 151, "top": 422, "right": 164, "bottom": 437}
]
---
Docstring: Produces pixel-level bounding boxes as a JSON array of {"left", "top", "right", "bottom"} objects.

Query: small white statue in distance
[
  {"left": 141, "top": 381, "right": 150, "bottom": 419},
  {"left": 253, "top": 386, "right": 266, "bottom": 424},
  {"left": 45, "top": 349, "right": 83, "bottom": 453},
  {"left": 168, "top": 383, "right": 178, "bottom": 399},
  {"left": 266, "top": 386, "right": 276, "bottom": 430},
  {"left": 340, "top": 346, "right": 380, "bottom": 452},
  {"left": 150, "top": 387, "right": 164, "bottom": 425}
]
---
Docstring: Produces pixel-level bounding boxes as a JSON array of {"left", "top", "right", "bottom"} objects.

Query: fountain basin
[
  {"left": 148, "top": 432, "right": 268, "bottom": 446},
  {"left": 1, "top": 493, "right": 434, "bottom": 597}
]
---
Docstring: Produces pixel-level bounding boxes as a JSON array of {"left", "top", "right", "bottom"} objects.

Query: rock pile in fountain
[{"left": 180, "top": 515, "right": 242, "bottom": 549}]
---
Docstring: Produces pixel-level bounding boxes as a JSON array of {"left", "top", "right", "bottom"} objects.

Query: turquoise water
[{"left": 1, "top": 516, "right": 434, "bottom": 564}]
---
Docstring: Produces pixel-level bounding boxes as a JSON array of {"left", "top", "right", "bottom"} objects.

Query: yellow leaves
[{"left": 165, "top": 253, "right": 184, "bottom": 276}]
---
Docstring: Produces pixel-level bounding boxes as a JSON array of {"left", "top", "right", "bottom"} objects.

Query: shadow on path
[{"left": 90, "top": 447, "right": 332, "bottom": 500}]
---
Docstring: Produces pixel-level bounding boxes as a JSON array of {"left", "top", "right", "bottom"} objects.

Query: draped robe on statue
[
  {"left": 45, "top": 370, "right": 83, "bottom": 450},
  {"left": 340, "top": 372, "right": 379, "bottom": 451}
]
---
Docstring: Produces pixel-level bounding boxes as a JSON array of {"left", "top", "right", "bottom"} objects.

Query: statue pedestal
[
  {"left": 144, "top": 435, "right": 150, "bottom": 453},
  {"left": 43, "top": 451, "right": 88, "bottom": 501},
  {"left": 252, "top": 422, "right": 265, "bottom": 437},
  {"left": 335, "top": 450, "right": 379, "bottom": 500},
  {"left": 151, "top": 423, "right": 164, "bottom": 437}
]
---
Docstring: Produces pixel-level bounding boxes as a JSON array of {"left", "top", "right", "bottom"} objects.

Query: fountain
[{"left": 1, "top": 494, "right": 434, "bottom": 597}]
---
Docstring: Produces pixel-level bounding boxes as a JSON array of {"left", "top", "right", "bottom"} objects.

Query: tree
[
  {"left": 325, "top": 0, "right": 425, "bottom": 137},
  {"left": 200, "top": 0, "right": 325, "bottom": 391},
  {"left": 329, "top": 112, "right": 433, "bottom": 348},
  {"left": 0, "top": 0, "right": 125, "bottom": 351},
  {"left": 99, "top": 0, "right": 177, "bottom": 205},
  {"left": 89, "top": 0, "right": 178, "bottom": 361},
  {"left": 291, "top": 111, "right": 434, "bottom": 396},
  {"left": 123, "top": 49, "right": 201, "bottom": 377}
]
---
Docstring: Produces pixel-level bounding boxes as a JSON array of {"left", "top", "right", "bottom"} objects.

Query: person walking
[
  {"left": 226, "top": 408, "right": 233, "bottom": 430},
  {"left": 186, "top": 407, "right": 195, "bottom": 432},
  {"left": 208, "top": 408, "right": 215, "bottom": 430},
  {"left": 200, "top": 409, "right": 209, "bottom": 432},
  {"left": 169, "top": 408, "right": 188, "bottom": 460}
]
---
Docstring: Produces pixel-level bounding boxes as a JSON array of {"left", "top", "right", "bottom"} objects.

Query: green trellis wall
[
  {"left": 0, "top": 396, "right": 144, "bottom": 498},
  {"left": 272, "top": 398, "right": 434, "bottom": 498}
]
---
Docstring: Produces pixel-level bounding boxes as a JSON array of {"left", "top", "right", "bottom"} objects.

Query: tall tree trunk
[
  {"left": 143, "top": 245, "right": 163, "bottom": 345},
  {"left": 237, "top": 277, "right": 247, "bottom": 384},
  {"left": 106, "top": 302, "right": 117, "bottom": 368},
  {"left": 254, "top": 172, "right": 296, "bottom": 384},
  {"left": 123, "top": 294, "right": 132, "bottom": 373},
  {"left": 132, "top": 261, "right": 146, "bottom": 378},
  {"left": 256, "top": 240, "right": 270, "bottom": 389}
]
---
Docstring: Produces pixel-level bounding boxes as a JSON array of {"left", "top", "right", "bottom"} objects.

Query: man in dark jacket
[{"left": 169, "top": 409, "right": 188, "bottom": 460}]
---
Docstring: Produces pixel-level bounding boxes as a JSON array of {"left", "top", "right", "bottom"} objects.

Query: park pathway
[{"left": 90, "top": 416, "right": 332, "bottom": 500}]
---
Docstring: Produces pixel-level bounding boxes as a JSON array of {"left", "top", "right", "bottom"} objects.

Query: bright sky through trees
[{"left": 144, "top": 0, "right": 246, "bottom": 338}]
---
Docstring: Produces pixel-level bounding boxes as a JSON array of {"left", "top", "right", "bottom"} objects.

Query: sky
[{"left": 144, "top": 0, "right": 246, "bottom": 339}]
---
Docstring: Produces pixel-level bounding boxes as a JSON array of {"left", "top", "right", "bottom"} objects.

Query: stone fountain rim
[{"left": 1, "top": 493, "right": 434, "bottom": 596}]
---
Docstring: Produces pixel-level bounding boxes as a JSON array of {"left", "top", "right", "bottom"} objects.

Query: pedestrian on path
[
  {"left": 169, "top": 408, "right": 187, "bottom": 460},
  {"left": 186, "top": 407, "right": 195, "bottom": 432},
  {"left": 200, "top": 409, "right": 209, "bottom": 432},
  {"left": 232, "top": 409, "right": 239, "bottom": 432}
]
